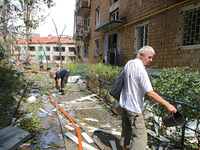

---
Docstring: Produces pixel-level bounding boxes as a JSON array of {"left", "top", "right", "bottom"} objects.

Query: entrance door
[{"left": 108, "top": 33, "right": 117, "bottom": 66}]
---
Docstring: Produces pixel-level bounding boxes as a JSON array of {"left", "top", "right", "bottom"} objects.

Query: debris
[
  {"left": 189, "top": 138, "right": 198, "bottom": 144},
  {"left": 65, "top": 132, "right": 98, "bottom": 150},
  {"left": 93, "top": 135, "right": 98, "bottom": 139},
  {"left": 87, "top": 126, "right": 121, "bottom": 136},
  {"left": 101, "top": 123, "right": 111, "bottom": 128},
  {"left": 65, "top": 125, "right": 74, "bottom": 131},
  {"left": 74, "top": 94, "right": 97, "bottom": 102},
  {"left": 20, "top": 144, "right": 31, "bottom": 150},
  {"left": 109, "top": 140, "right": 117, "bottom": 150},
  {"left": 81, "top": 132, "right": 94, "bottom": 143},
  {"left": 68, "top": 76, "right": 81, "bottom": 83},
  {"left": 27, "top": 95, "right": 36, "bottom": 103},
  {"left": 38, "top": 108, "right": 51, "bottom": 116},
  {"left": 11, "top": 118, "right": 16, "bottom": 125},
  {"left": 147, "top": 129, "right": 170, "bottom": 142},
  {"left": 36, "top": 111, "right": 49, "bottom": 118},
  {"left": 85, "top": 118, "right": 99, "bottom": 122}
]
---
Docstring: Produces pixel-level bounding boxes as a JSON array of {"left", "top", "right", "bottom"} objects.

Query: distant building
[{"left": 14, "top": 35, "right": 76, "bottom": 64}]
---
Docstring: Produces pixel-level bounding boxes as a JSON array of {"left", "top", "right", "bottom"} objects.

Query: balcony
[
  {"left": 76, "top": 26, "right": 90, "bottom": 40},
  {"left": 76, "top": 0, "right": 90, "bottom": 17}
]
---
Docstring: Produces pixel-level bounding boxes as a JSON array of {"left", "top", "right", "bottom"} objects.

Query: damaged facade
[
  {"left": 14, "top": 35, "right": 76, "bottom": 64},
  {"left": 75, "top": 0, "right": 200, "bottom": 70}
]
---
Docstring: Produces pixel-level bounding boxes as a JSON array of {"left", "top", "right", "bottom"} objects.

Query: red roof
[{"left": 16, "top": 37, "right": 73, "bottom": 44}]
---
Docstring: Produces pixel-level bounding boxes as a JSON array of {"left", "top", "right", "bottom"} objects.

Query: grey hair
[
  {"left": 50, "top": 72, "right": 55, "bottom": 77},
  {"left": 136, "top": 46, "right": 155, "bottom": 58}
]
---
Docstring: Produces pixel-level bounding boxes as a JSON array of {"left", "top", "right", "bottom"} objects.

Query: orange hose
[{"left": 48, "top": 94, "right": 83, "bottom": 150}]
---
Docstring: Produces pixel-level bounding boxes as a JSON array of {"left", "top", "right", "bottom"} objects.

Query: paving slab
[{"left": 0, "top": 125, "right": 31, "bottom": 150}]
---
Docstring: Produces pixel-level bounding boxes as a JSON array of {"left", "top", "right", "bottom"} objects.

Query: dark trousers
[{"left": 61, "top": 74, "right": 69, "bottom": 92}]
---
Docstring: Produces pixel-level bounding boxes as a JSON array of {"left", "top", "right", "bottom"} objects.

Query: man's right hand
[{"left": 166, "top": 104, "right": 177, "bottom": 114}]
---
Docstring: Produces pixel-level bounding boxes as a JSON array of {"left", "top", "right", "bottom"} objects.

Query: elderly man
[
  {"left": 50, "top": 70, "right": 70, "bottom": 95},
  {"left": 119, "top": 46, "right": 177, "bottom": 150}
]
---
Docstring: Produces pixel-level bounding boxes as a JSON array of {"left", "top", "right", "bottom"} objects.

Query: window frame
[
  {"left": 134, "top": 22, "right": 149, "bottom": 54},
  {"left": 110, "top": 9, "right": 119, "bottom": 21},
  {"left": 84, "top": 43, "right": 89, "bottom": 58},
  {"left": 84, "top": 17, "right": 90, "bottom": 30},
  {"left": 96, "top": 7, "right": 100, "bottom": 25}
]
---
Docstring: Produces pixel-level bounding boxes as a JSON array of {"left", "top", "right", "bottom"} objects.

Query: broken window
[
  {"left": 53, "top": 56, "right": 65, "bottom": 60},
  {"left": 94, "top": 39, "right": 99, "bottom": 56},
  {"left": 84, "top": 43, "right": 89, "bottom": 57},
  {"left": 69, "top": 47, "right": 75, "bottom": 52},
  {"left": 111, "top": 9, "right": 119, "bottom": 21},
  {"left": 96, "top": 7, "right": 100, "bottom": 25},
  {"left": 46, "top": 46, "right": 50, "bottom": 51},
  {"left": 29, "top": 46, "right": 35, "bottom": 51},
  {"left": 134, "top": 22, "right": 149, "bottom": 54},
  {"left": 53, "top": 47, "right": 65, "bottom": 52},
  {"left": 179, "top": 4, "right": 200, "bottom": 47}
]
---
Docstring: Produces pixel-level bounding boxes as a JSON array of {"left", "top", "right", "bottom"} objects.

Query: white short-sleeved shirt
[{"left": 119, "top": 58, "right": 153, "bottom": 113}]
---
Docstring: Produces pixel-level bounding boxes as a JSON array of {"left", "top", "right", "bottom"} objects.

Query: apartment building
[
  {"left": 14, "top": 35, "right": 76, "bottom": 64},
  {"left": 75, "top": 0, "right": 200, "bottom": 70}
]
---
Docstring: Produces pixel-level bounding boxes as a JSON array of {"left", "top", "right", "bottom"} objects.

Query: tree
[
  {"left": 52, "top": 18, "right": 66, "bottom": 65},
  {"left": 0, "top": 0, "right": 18, "bottom": 54},
  {"left": 17, "top": 0, "right": 54, "bottom": 62}
]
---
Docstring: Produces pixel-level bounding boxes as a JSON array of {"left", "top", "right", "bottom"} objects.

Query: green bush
[
  {"left": 0, "top": 45, "right": 27, "bottom": 126},
  {"left": 150, "top": 67, "right": 200, "bottom": 122},
  {"left": 65, "top": 62, "right": 82, "bottom": 75},
  {"left": 148, "top": 67, "right": 200, "bottom": 148},
  {"left": 83, "top": 63, "right": 123, "bottom": 82}
]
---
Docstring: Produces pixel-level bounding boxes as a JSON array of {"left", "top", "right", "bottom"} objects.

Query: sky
[{"left": 33, "top": 0, "right": 76, "bottom": 37}]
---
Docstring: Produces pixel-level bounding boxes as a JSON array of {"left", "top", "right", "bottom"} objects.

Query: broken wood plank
[
  {"left": 65, "top": 131, "right": 98, "bottom": 150},
  {"left": 81, "top": 132, "right": 94, "bottom": 143}
]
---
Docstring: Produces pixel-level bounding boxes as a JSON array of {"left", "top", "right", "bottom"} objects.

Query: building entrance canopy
[{"left": 95, "top": 20, "right": 124, "bottom": 33}]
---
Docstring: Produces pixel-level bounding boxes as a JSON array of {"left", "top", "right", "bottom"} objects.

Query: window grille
[
  {"left": 134, "top": 23, "right": 149, "bottom": 54},
  {"left": 179, "top": 5, "right": 200, "bottom": 46},
  {"left": 84, "top": 43, "right": 89, "bottom": 57},
  {"left": 94, "top": 39, "right": 99, "bottom": 56}
]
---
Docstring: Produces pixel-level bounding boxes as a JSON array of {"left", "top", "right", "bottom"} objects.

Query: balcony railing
[{"left": 76, "top": 26, "right": 90, "bottom": 40}]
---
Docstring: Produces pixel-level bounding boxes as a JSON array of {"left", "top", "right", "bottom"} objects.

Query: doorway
[{"left": 108, "top": 33, "right": 117, "bottom": 66}]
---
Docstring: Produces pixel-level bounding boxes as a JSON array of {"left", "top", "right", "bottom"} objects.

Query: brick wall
[{"left": 75, "top": 0, "right": 200, "bottom": 70}]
